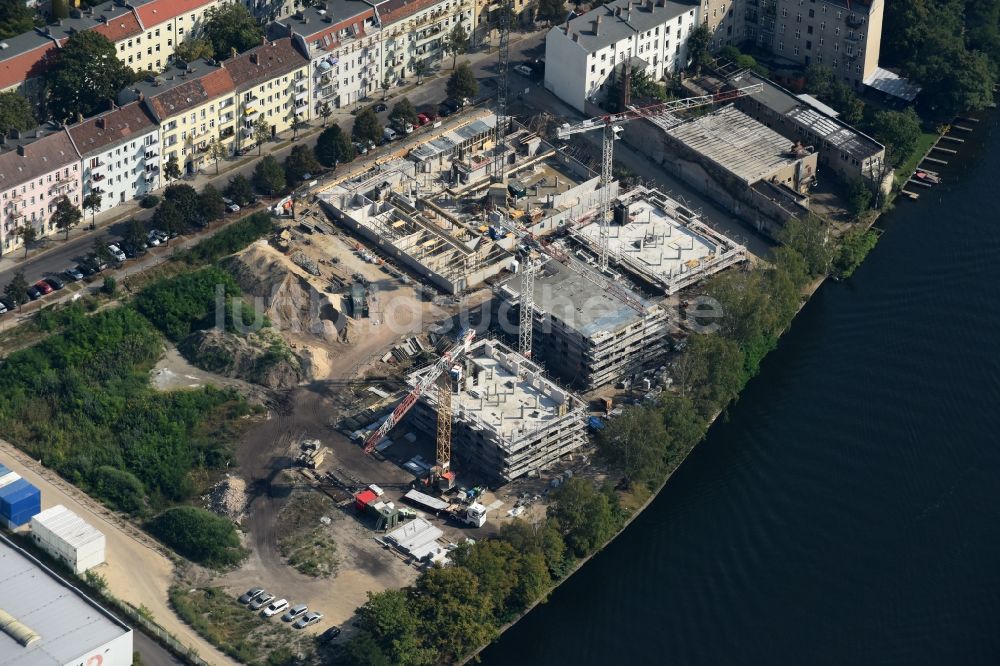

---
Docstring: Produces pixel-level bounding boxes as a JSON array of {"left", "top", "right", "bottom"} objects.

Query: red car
[
  {"left": 34, "top": 280, "right": 53, "bottom": 295},
  {"left": 416, "top": 112, "right": 430, "bottom": 126}
]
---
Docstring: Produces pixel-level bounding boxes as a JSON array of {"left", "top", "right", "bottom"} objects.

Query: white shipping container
[
  {"left": 0, "top": 471, "right": 21, "bottom": 489},
  {"left": 30, "top": 505, "right": 106, "bottom": 574}
]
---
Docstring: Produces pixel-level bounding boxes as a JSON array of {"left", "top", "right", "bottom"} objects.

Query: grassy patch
[
  {"left": 169, "top": 586, "right": 314, "bottom": 664},
  {"left": 277, "top": 493, "right": 340, "bottom": 578},
  {"left": 175, "top": 212, "right": 275, "bottom": 266},
  {"left": 894, "top": 131, "right": 939, "bottom": 186}
]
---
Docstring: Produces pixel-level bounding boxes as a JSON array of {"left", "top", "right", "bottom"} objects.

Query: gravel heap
[{"left": 207, "top": 475, "right": 248, "bottom": 522}]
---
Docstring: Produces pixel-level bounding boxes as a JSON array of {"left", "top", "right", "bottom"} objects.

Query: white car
[
  {"left": 222, "top": 198, "right": 241, "bottom": 213},
  {"left": 262, "top": 599, "right": 288, "bottom": 618},
  {"left": 146, "top": 232, "right": 161, "bottom": 246},
  {"left": 107, "top": 244, "right": 126, "bottom": 262}
]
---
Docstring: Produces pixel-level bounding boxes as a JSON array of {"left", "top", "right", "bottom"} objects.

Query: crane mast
[
  {"left": 518, "top": 252, "right": 535, "bottom": 357},
  {"left": 435, "top": 373, "right": 453, "bottom": 471},
  {"left": 492, "top": 0, "right": 512, "bottom": 183}
]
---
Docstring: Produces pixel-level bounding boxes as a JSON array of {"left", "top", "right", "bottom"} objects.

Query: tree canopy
[
  {"left": 283, "top": 144, "right": 320, "bottom": 186},
  {"left": 389, "top": 97, "right": 418, "bottom": 127},
  {"left": 536, "top": 0, "right": 567, "bottom": 26},
  {"left": 352, "top": 107, "right": 383, "bottom": 144},
  {"left": 316, "top": 123, "right": 355, "bottom": 167},
  {"left": 253, "top": 155, "right": 286, "bottom": 195},
  {"left": 445, "top": 24, "right": 469, "bottom": 69},
  {"left": 225, "top": 174, "right": 255, "bottom": 206},
  {"left": 45, "top": 32, "right": 134, "bottom": 122},
  {"left": 174, "top": 37, "right": 215, "bottom": 63},
  {"left": 53, "top": 195, "right": 82, "bottom": 239},
  {"left": 446, "top": 62, "right": 478, "bottom": 101},
  {"left": 203, "top": 3, "right": 263, "bottom": 60},
  {"left": 0, "top": 91, "right": 36, "bottom": 137},
  {"left": 148, "top": 506, "right": 246, "bottom": 567},
  {"left": 0, "top": 0, "right": 35, "bottom": 40}
]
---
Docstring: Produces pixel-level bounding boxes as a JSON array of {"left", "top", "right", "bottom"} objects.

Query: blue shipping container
[{"left": 0, "top": 478, "right": 41, "bottom": 528}]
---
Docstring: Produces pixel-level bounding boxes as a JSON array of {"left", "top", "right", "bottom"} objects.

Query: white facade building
[
  {"left": 30, "top": 505, "right": 107, "bottom": 574},
  {"left": 545, "top": 0, "right": 700, "bottom": 112},
  {"left": 67, "top": 102, "right": 160, "bottom": 212}
]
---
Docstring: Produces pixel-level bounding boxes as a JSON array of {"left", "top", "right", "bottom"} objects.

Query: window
[
  {"left": 809, "top": 9, "right": 814, "bottom": 18},
  {"left": 781, "top": 7, "right": 787, "bottom": 17},
  {"left": 793, "top": 45, "right": 799, "bottom": 55},
  {"left": 778, "top": 42, "right": 784, "bottom": 52},
  {"left": 806, "top": 40, "right": 812, "bottom": 50}
]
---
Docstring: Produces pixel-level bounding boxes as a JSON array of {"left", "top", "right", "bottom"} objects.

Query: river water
[{"left": 480, "top": 113, "right": 1000, "bottom": 665}]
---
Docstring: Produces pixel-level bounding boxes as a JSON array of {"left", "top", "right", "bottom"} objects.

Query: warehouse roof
[
  {"left": 0, "top": 535, "right": 130, "bottom": 666},
  {"left": 31, "top": 505, "right": 104, "bottom": 551}
]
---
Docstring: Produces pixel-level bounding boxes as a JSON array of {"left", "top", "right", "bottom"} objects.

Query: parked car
[
  {"left": 222, "top": 198, "right": 241, "bottom": 213},
  {"left": 34, "top": 280, "right": 53, "bottom": 295},
  {"left": 318, "top": 626, "right": 341, "bottom": 643},
  {"left": 383, "top": 126, "right": 398, "bottom": 141},
  {"left": 26, "top": 285, "right": 42, "bottom": 300},
  {"left": 146, "top": 231, "right": 161, "bottom": 246},
  {"left": 438, "top": 102, "right": 454, "bottom": 117},
  {"left": 373, "top": 102, "right": 388, "bottom": 113},
  {"left": 262, "top": 599, "right": 289, "bottom": 618},
  {"left": 0, "top": 297, "right": 13, "bottom": 313},
  {"left": 107, "top": 244, "right": 126, "bottom": 262},
  {"left": 293, "top": 611, "right": 323, "bottom": 629},
  {"left": 281, "top": 604, "right": 308, "bottom": 622},
  {"left": 416, "top": 112, "right": 430, "bottom": 126},
  {"left": 44, "top": 276, "right": 65, "bottom": 291},
  {"left": 0, "top": 301, "right": 7, "bottom": 314},
  {"left": 77, "top": 263, "right": 97, "bottom": 277},
  {"left": 248, "top": 591, "right": 274, "bottom": 611},
  {"left": 513, "top": 64, "right": 534, "bottom": 77},
  {"left": 121, "top": 242, "right": 146, "bottom": 259},
  {"left": 352, "top": 141, "right": 368, "bottom": 155},
  {"left": 238, "top": 587, "right": 265, "bottom": 604},
  {"left": 64, "top": 266, "right": 84, "bottom": 281}
]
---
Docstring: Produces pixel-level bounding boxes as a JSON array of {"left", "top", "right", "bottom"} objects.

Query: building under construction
[{"left": 405, "top": 339, "right": 586, "bottom": 484}]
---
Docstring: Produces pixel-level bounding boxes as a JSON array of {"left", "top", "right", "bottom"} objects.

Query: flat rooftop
[
  {"left": 571, "top": 187, "right": 746, "bottom": 294},
  {"left": 410, "top": 339, "right": 577, "bottom": 442},
  {"left": 500, "top": 254, "right": 653, "bottom": 338},
  {"left": 0, "top": 536, "right": 130, "bottom": 666},
  {"left": 663, "top": 104, "right": 805, "bottom": 184},
  {"left": 557, "top": 0, "right": 697, "bottom": 53},
  {"left": 410, "top": 116, "right": 497, "bottom": 162}
]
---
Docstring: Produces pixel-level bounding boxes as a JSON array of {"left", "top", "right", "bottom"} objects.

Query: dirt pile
[
  {"left": 206, "top": 475, "right": 248, "bottom": 523},
  {"left": 180, "top": 328, "right": 304, "bottom": 389},
  {"left": 222, "top": 242, "right": 352, "bottom": 344}
]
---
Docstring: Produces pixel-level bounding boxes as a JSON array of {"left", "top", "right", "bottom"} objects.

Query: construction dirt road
[{"left": 0, "top": 439, "right": 238, "bottom": 666}]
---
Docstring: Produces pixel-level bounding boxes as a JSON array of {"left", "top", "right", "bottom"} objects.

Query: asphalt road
[{"left": 134, "top": 630, "right": 185, "bottom": 666}]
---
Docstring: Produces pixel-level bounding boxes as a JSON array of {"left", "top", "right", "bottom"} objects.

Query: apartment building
[
  {"left": 0, "top": 126, "right": 82, "bottom": 254},
  {"left": 123, "top": 60, "right": 237, "bottom": 177},
  {"left": 225, "top": 38, "right": 311, "bottom": 145},
  {"left": 544, "top": 0, "right": 700, "bottom": 112},
  {"left": 702, "top": 0, "right": 884, "bottom": 89},
  {"left": 379, "top": 0, "right": 474, "bottom": 85},
  {"left": 66, "top": 102, "right": 161, "bottom": 213},
  {"left": 125, "top": 0, "right": 226, "bottom": 72},
  {"left": 271, "top": 1, "right": 382, "bottom": 112},
  {"left": 471, "top": 0, "right": 534, "bottom": 47}
]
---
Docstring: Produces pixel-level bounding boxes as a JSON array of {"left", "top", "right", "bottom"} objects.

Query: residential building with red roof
[
  {"left": 0, "top": 125, "right": 82, "bottom": 254},
  {"left": 66, "top": 101, "right": 161, "bottom": 213}
]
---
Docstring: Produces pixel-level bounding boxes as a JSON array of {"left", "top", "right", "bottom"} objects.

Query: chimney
[
  {"left": 614, "top": 5, "right": 621, "bottom": 16},
  {"left": 645, "top": 0, "right": 652, "bottom": 9},
  {"left": 76, "top": 112, "right": 83, "bottom": 124},
  {"left": 250, "top": 53, "right": 258, "bottom": 65},
  {"left": 97, "top": 117, "right": 106, "bottom": 130},
  {"left": 17, "top": 144, "right": 25, "bottom": 156},
  {"left": 572, "top": 32, "right": 579, "bottom": 42}
]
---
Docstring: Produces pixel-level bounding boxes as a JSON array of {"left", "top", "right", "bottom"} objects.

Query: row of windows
[{"left": 1, "top": 166, "right": 79, "bottom": 198}]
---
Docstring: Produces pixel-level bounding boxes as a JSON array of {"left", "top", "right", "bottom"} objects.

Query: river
[{"left": 480, "top": 112, "right": 1000, "bottom": 665}]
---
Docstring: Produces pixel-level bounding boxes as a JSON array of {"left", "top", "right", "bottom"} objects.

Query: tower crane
[
  {"left": 492, "top": 0, "right": 512, "bottom": 184},
  {"left": 555, "top": 83, "right": 764, "bottom": 272},
  {"left": 363, "top": 328, "right": 476, "bottom": 455}
]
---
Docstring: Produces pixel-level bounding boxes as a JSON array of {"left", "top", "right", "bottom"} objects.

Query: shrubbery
[
  {"left": 149, "top": 507, "right": 246, "bottom": 567},
  {"left": 176, "top": 211, "right": 274, "bottom": 266},
  {"left": 140, "top": 194, "right": 160, "bottom": 209},
  {"left": 135, "top": 266, "right": 240, "bottom": 341}
]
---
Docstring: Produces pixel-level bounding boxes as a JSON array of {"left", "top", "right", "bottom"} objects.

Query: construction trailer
[
  {"left": 30, "top": 505, "right": 106, "bottom": 574},
  {"left": 404, "top": 339, "right": 586, "bottom": 484},
  {"left": 0, "top": 465, "right": 41, "bottom": 530}
]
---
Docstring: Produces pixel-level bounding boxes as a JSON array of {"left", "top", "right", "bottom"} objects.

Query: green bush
[
  {"left": 148, "top": 507, "right": 246, "bottom": 567},
  {"left": 93, "top": 466, "right": 147, "bottom": 514},
  {"left": 176, "top": 212, "right": 274, "bottom": 266},
  {"left": 140, "top": 195, "right": 160, "bottom": 209},
  {"left": 135, "top": 267, "right": 240, "bottom": 341},
  {"left": 102, "top": 276, "right": 117, "bottom": 295}
]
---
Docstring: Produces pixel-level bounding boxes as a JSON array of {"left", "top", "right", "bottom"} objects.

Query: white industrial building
[
  {"left": 0, "top": 535, "right": 132, "bottom": 666},
  {"left": 30, "top": 505, "right": 106, "bottom": 574},
  {"left": 545, "top": 0, "right": 700, "bottom": 112}
]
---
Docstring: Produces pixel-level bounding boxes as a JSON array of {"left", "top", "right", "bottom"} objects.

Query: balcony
[
  {"left": 145, "top": 151, "right": 159, "bottom": 163},
  {"left": 92, "top": 173, "right": 106, "bottom": 182},
  {"left": 846, "top": 14, "right": 864, "bottom": 29},
  {"left": 245, "top": 108, "right": 261, "bottom": 121},
  {"left": 295, "top": 88, "right": 308, "bottom": 101}
]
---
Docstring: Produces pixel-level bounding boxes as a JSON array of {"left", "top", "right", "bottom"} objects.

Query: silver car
[
  {"left": 248, "top": 591, "right": 274, "bottom": 610},
  {"left": 293, "top": 611, "right": 323, "bottom": 629},
  {"left": 281, "top": 604, "right": 308, "bottom": 622}
]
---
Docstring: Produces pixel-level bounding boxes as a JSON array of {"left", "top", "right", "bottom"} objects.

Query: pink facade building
[{"left": 0, "top": 126, "right": 82, "bottom": 255}]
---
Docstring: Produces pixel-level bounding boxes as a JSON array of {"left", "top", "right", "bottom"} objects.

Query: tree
[
  {"left": 381, "top": 75, "right": 391, "bottom": 101},
  {"left": 199, "top": 184, "right": 226, "bottom": 224},
  {"left": 803, "top": 64, "right": 834, "bottom": 99},
  {"left": 290, "top": 114, "right": 308, "bottom": 140},
  {"left": 673, "top": 333, "right": 746, "bottom": 416},
  {"left": 51, "top": 0, "right": 69, "bottom": 20},
  {"left": 3, "top": 271, "right": 28, "bottom": 308},
  {"left": 82, "top": 191, "right": 102, "bottom": 229},
  {"left": 147, "top": 506, "right": 246, "bottom": 567},
  {"left": 225, "top": 174, "right": 255, "bottom": 206},
  {"left": 389, "top": 97, "right": 418, "bottom": 127},
  {"left": 174, "top": 37, "right": 215, "bottom": 63},
  {"left": 164, "top": 183, "right": 200, "bottom": 228},
  {"left": 412, "top": 60, "right": 429, "bottom": 85},
  {"left": 597, "top": 405, "right": 670, "bottom": 489},
  {"left": 318, "top": 101, "right": 332, "bottom": 127},
  {"left": 253, "top": 155, "right": 286, "bottom": 196},
  {"left": 163, "top": 154, "right": 182, "bottom": 181},
  {"left": 356, "top": 589, "right": 431, "bottom": 665},
  {"left": 56, "top": 195, "right": 85, "bottom": 239},
  {"left": 833, "top": 227, "right": 878, "bottom": 278},
  {"left": 16, "top": 225, "right": 36, "bottom": 257},
  {"left": 316, "top": 123, "right": 354, "bottom": 167},
  {"left": 202, "top": 3, "right": 263, "bottom": 60},
  {"left": 446, "top": 62, "right": 478, "bottom": 101},
  {"left": 778, "top": 215, "right": 831, "bottom": 277},
  {"left": 283, "top": 144, "right": 320, "bottom": 186},
  {"left": 411, "top": 567, "right": 496, "bottom": 662},
  {"left": 0, "top": 91, "right": 36, "bottom": 137},
  {"left": 251, "top": 116, "right": 270, "bottom": 155},
  {"left": 152, "top": 200, "right": 184, "bottom": 243},
  {"left": 547, "top": 477, "right": 618, "bottom": 557},
  {"left": 445, "top": 24, "right": 469, "bottom": 69},
  {"left": 826, "top": 81, "right": 864, "bottom": 125},
  {"left": 45, "top": 32, "right": 133, "bottom": 122},
  {"left": 686, "top": 23, "right": 712, "bottom": 75},
  {"left": 352, "top": 107, "right": 383, "bottom": 145},
  {"left": 0, "top": 0, "right": 35, "bottom": 39},
  {"left": 92, "top": 238, "right": 113, "bottom": 265},
  {"left": 207, "top": 137, "right": 227, "bottom": 174},
  {"left": 536, "top": 0, "right": 567, "bottom": 25},
  {"left": 845, "top": 178, "right": 873, "bottom": 216},
  {"left": 124, "top": 217, "right": 147, "bottom": 250}
]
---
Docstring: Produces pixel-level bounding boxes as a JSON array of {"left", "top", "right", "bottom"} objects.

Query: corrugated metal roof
[{"left": 31, "top": 505, "right": 104, "bottom": 550}]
